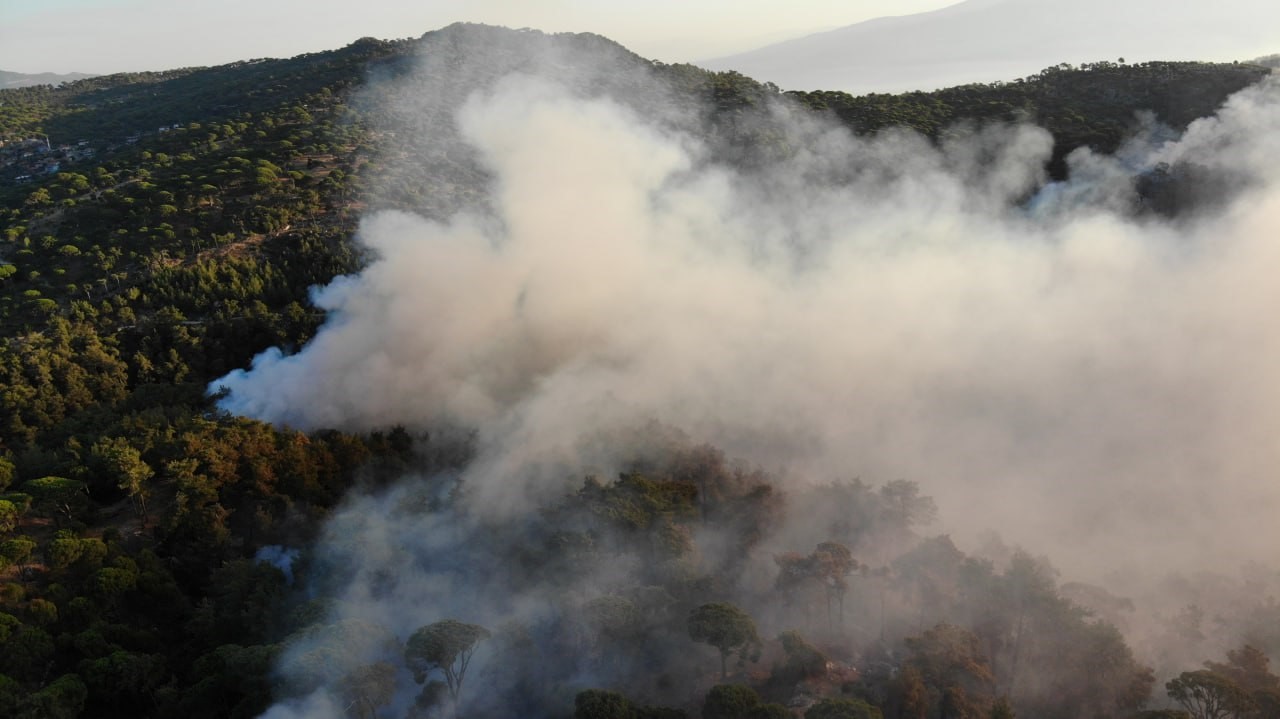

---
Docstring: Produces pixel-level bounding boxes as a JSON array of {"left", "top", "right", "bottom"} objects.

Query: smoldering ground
[{"left": 217, "top": 27, "right": 1280, "bottom": 718}]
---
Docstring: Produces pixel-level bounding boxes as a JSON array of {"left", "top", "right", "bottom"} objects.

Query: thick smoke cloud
[
  {"left": 198, "top": 28, "right": 1280, "bottom": 717},
  {"left": 215, "top": 63, "right": 1280, "bottom": 586}
]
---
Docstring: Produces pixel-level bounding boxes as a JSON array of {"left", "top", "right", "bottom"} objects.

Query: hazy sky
[{"left": 0, "top": 0, "right": 955, "bottom": 75}]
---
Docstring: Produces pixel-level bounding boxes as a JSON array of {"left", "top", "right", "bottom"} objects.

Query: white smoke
[
  {"left": 213, "top": 64, "right": 1280, "bottom": 587},
  {"left": 257, "top": 691, "right": 341, "bottom": 719},
  {"left": 255, "top": 544, "right": 300, "bottom": 585}
]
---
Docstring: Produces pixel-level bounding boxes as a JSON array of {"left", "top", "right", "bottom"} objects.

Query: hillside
[
  {"left": 787, "top": 59, "right": 1269, "bottom": 179},
  {"left": 0, "top": 23, "right": 1278, "bottom": 719}
]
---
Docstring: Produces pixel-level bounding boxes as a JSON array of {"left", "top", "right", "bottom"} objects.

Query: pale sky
[{"left": 0, "top": 0, "right": 956, "bottom": 75}]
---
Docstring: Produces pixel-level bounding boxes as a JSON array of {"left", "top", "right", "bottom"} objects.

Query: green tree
[
  {"left": 81, "top": 650, "right": 165, "bottom": 715},
  {"left": 0, "top": 613, "right": 21, "bottom": 643},
  {"left": 339, "top": 661, "right": 397, "bottom": 719},
  {"left": 891, "top": 666, "right": 928, "bottom": 719},
  {"left": 25, "top": 187, "right": 52, "bottom": 208},
  {"left": 879, "top": 479, "right": 938, "bottom": 529},
  {"left": 1166, "top": 670, "right": 1256, "bottom": 719},
  {"left": 282, "top": 619, "right": 397, "bottom": 699},
  {"left": 0, "top": 537, "right": 36, "bottom": 575},
  {"left": 902, "top": 623, "right": 995, "bottom": 719},
  {"left": 0, "top": 500, "right": 17, "bottom": 535},
  {"left": 46, "top": 533, "right": 106, "bottom": 571},
  {"left": 584, "top": 595, "right": 643, "bottom": 671},
  {"left": 703, "top": 684, "right": 761, "bottom": 719},
  {"left": 26, "top": 598, "right": 57, "bottom": 627},
  {"left": 989, "top": 696, "right": 1015, "bottom": 719},
  {"left": 91, "top": 437, "right": 154, "bottom": 524},
  {"left": 813, "top": 541, "right": 859, "bottom": 624},
  {"left": 19, "top": 674, "right": 87, "bottom": 719},
  {"left": 688, "top": 602, "right": 761, "bottom": 679},
  {"left": 941, "top": 686, "right": 983, "bottom": 719},
  {"left": 20, "top": 477, "right": 89, "bottom": 527},
  {"left": 778, "top": 629, "right": 828, "bottom": 679},
  {"left": 95, "top": 560, "right": 140, "bottom": 608},
  {"left": 775, "top": 541, "right": 860, "bottom": 626},
  {"left": 404, "top": 619, "right": 491, "bottom": 710},
  {"left": 0, "top": 674, "right": 19, "bottom": 718},
  {"left": 1205, "top": 644, "right": 1280, "bottom": 715},
  {"left": 180, "top": 643, "right": 279, "bottom": 719},
  {"left": 188, "top": 559, "right": 286, "bottom": 647},
  {"left": 904, "top": 623, "right": 995, "bottom": 694},
  {"left": 1, "top": 625, "right": 54, "bottom": 681},
  {"left": 576, "top": 689, "right": 637, "bottom": 719}
]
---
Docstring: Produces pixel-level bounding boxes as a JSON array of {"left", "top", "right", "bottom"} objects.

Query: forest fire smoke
[
  {"left": 211, "top": 29, "right": 1280, "bottom": 718},
  {"left": 216, "top": 70, "right": 1280, "bottom": 576}
]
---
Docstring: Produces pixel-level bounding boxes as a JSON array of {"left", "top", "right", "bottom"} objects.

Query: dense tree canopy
[
  {"left": 404, "top": 619, "right": 491, "bottom": 706},
  {"left": 689, "top": 602, "right": 762, "bottom": 679}
]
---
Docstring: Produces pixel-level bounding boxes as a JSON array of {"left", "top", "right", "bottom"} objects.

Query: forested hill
[
  {"left": 0, "top": 23, "right": 1276, "bottom": 718},
  {"left": 788, "top": 60, "right": 1270, "bottom": 178}
]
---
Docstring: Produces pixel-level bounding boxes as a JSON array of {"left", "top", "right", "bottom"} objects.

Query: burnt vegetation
[{"left": 0, "top": 22, "right": 1277, "bottom": 719}]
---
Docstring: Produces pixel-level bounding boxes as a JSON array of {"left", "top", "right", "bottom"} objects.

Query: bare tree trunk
[{"left": 1005, "top": 609, "right": 1026, "bottom": 698}]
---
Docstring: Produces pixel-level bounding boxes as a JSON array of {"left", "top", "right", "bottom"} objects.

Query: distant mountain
[
  {"left": 703, "top": 0, "right": 1280, "bottom": 93},
  {"left": 0, "top": 69, "right": 96, "bottom": 89}
]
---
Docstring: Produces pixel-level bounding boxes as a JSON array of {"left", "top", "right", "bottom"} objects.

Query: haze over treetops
[{"left": 1, "top": 21, "right": 1279, "bottom": 719}]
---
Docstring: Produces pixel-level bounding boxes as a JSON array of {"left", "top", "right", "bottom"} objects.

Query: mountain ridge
[
  {"left": 0, "top": 69, "right": 96, "bottom": 90},
  {"left": 704, "top": 0, "right": 1280, "bottom": 93}
]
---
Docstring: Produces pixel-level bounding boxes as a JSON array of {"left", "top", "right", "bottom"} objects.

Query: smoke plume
[
  {"left": 210, "top": 28, "right": 1280, "bottom": 716},
  {"left": 217, "top": 63, "right": 1280, "bottom": 569}
]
